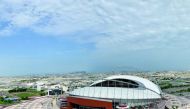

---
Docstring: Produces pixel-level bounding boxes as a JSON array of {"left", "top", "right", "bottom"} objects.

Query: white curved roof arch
[
  {"left": 69, "top": 75, "right": 162, "bottom": 100},
  {"left": 90, "top": 75, "right": 162, "bottom": 95}
]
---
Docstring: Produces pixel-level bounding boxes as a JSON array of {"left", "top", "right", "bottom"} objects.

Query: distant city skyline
[{"left": 1, "top": 0, "right": 190, "bottom": 75}]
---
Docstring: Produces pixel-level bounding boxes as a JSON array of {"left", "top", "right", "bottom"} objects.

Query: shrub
[
  {"left": 188, "top": 88, "right": 190, "bottom": 92},
  {"left": 0, "top": 96, "right": 4, "bottom": 101},
  {"left": 8, "top": 88, "right": 27, "bottom": 93},
  {"left": 21, "top": 96, "right": 28, "bottom": 100},
  {"left": 40, "top": 92, "right": 46, "bottom": 96}
]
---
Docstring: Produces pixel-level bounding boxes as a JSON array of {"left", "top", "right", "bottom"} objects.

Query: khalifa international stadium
[{"left": 61, "top": 75, "right": 166, "bottom": 109}]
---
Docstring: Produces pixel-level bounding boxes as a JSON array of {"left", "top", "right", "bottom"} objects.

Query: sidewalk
[{"left": 52, "top": 98, "right": 59, "bottom": 109}]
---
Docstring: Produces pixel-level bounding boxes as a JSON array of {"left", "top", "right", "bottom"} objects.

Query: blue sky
[{"left": 1, "top": 0, "right": 190, "bottom": 75}]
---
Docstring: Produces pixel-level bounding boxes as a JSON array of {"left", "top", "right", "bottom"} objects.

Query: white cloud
[
  {"left": 1, "top": 0, "right": 190, "bottom": 51},
  {"left": 0, "top": 26, "right": 12, "bottom": 36}
]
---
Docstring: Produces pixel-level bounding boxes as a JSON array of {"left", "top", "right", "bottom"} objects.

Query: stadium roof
[
  {"left": 91, "top": 75, "right": 162, "bottom": 94},
  {"left": 70, "top": 75, "right": 162, "bottom": 100}
]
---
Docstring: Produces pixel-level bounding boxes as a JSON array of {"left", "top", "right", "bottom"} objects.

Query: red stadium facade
[{"left": 66, "top": 96, "right": 113, "bottom": 109}]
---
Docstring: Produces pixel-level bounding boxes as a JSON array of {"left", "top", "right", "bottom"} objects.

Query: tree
[{"left": 0, "top": 96, "right": 4, "bottom": 101}]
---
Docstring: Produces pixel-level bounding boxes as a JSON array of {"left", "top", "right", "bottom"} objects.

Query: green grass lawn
[
  {"left": 16, "top": 92, "right": 39, "bottom": 97},
  {"left": 8, "top": 88, "right": 46, "bottom": 100},
  {"left": 0, "top": 100, "right": 10, "bottom": 105},
  {"left": 0, "top": 100, "right": 18, "bottom": 106},
  {"left": 1, "top": 88, "right": 45, "bottom": 105},
  {"left": 13, "top": 91, "right": 42, "bottom": 100}
]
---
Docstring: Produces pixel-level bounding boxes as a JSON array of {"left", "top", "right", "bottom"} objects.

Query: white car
[{"left": 116, "top": 104, "right": 129, "bottom": 109}]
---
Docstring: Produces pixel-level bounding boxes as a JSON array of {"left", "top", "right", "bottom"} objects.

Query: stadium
[{"left": 64, "top": 75, "right": 166, "bottom": 109}]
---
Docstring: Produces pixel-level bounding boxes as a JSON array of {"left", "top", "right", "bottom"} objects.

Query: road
[{"left": 4, "top": 96, "right": 54, "bottom": 109}]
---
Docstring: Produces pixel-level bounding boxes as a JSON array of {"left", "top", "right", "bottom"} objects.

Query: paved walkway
[
  {"left": 3, "top": 96, "right": 53, "bottom": 109},
  {"left": 53, "top": 98, "right": 59, "bottom": 109}
]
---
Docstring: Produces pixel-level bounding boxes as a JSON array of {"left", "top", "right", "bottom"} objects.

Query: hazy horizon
[{"left": 1, "top": 0, "right": 190, "bottom": 75}]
